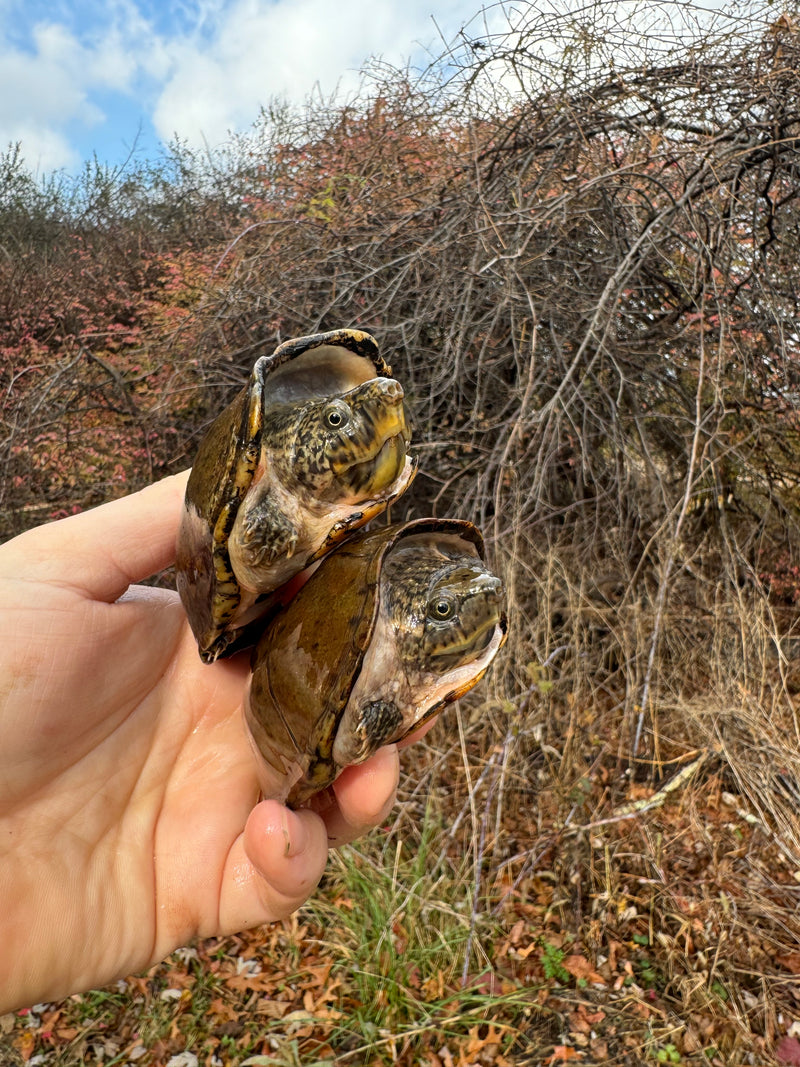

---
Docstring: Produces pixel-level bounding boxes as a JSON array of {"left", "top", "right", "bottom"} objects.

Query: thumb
[{"left": 216, "top": 801, "right": 329, "bottom": 932}]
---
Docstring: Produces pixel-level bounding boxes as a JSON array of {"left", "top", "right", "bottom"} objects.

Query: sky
[
  {"left": 0, "top": 0, "right": 489, "bottom": 174},
  {"left": 0, "top": 0, "right": 759, "bottom": 176}
]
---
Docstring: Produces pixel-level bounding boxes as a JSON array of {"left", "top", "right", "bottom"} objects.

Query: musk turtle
[
  {"left": 176, "top": 329, "right": 416, "bottom": 662},
  {"left": 244, "top": 518, "right": 507, "bottom": 806}
]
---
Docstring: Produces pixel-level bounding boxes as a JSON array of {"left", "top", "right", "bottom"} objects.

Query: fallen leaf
[
  {"left": 509, "top": 919, "right": 527, "bottom": 944},
  {"left": 465, "top": 1022, "right": 505, "bottom": 1057},
  {"left": 545, "top": 1045, "right": 582, "bottom": 1063},
  {"left": 569, "top": 1005, "right": 606, "bottom": 1033},
  {"left": 464, "top": 970, "right": 502, "bottom": 995},
  {"left": 563, "top": 954, "right": 604, "bottom": 983},
  {"left": 14, "top": 1031, "right": 36, "bottom": 1063},
  {"left": 514, "top": 940, "right": 539, "bottom": 959},
  {"left": 253, "top": 999, "right": 292, "bottom": 1019},
  {"left": 437, "top": 1045, "right": 455, "bottom": 1067},
  {"left": 55, "top": 1028, "right": 80, "bottom": 1041}
]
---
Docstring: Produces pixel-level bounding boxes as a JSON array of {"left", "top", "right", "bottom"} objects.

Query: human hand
[{"left": 0, "top": 473, "right": 400, "bottom": 1012}]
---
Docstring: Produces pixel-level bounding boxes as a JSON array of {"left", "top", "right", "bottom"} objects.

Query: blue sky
[
  {"left": 0, "top": 0, "right": 749, "bottom": 175},
  {"left": 0, "top": 0, "right": 491, "bottom": 173}
]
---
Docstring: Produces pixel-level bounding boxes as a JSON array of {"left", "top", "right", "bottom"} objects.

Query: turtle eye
[
  {"left": 325, "top": 402, "right": 350, "bottom": 429},
  {"left": 428, "top": 596, "right": 456, "bottom": 621}
]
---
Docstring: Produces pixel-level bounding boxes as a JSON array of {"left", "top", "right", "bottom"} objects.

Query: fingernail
[{"left": 281, "top": 808, "right": 308, "bottom": 858}]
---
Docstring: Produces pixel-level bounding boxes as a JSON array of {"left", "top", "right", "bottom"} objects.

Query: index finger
[
  {"left": 2, "top": 471, "right": 190, "bottom": 602},
  {"left": 306, "top": 745, "right": 400, "bottom": 847}
]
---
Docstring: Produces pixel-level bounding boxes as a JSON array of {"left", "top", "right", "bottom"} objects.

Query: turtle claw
[{"left": 336, "top": 699, "right": 404, "bottom": 766}]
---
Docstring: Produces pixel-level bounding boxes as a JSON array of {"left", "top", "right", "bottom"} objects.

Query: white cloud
[
  {"left": 0, "top": 0, "right": 480, "bottom": 170},
  {"left": 0, "top": 0, "right": 770, "bottom": 172},
  {"left": 0, "top": 28, "right": 94, "bottom": 168},
  {"left": 0, "top": 9, "right": 151, "bottom": 169},
  {"left": 0, "top": 122, "right": 78, "bottom": 171},
  {"left": 151, "top": 0, "right": 472, "bottom": 149}
]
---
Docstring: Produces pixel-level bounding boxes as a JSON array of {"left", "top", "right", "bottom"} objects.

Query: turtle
[
  {"left": 244, "top": 518, "right": 508, "bottom": 806},
  {"left": 176, "top": 329, "right": 417, "bottom": 663}
]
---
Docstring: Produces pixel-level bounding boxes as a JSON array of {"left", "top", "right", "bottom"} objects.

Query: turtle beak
[
  {"left": 365, "top": 435, "right": 408, "bottom": 493},
  {"left": 350, "top": 378, "right": 409, "bottom": 454},
  {"left": 330, "top": 377, "right": 412, "bottom": 497}
]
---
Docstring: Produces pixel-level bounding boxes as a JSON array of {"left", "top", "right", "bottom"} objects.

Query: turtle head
[
  {"left": 382, "top": 543, "right": 506, "bottom": 673},
  {"left": 324, "top": 530, "right": 507, "bottom": 780},
  {"left": 282, "top": 377, "right": 411, "bottom": 502},
  {"left": 419, "top": 564, "right": 504, "bottom": 670}
]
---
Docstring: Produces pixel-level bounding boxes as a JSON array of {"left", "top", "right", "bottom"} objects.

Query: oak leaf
[
  {"left": 563, "top": 954, "right": 604, "bottom": 983},
  {"left": 545, "top": 1046, "right": 582, "bottom": 1063}
]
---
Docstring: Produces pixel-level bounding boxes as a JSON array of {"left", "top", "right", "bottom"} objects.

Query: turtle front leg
[
  {"left": 229, "top": 491, "right": 301, "bottom": 591},
  {"left": 333, "top": 699, "right": 404, "bottom": 767},
  {"left": 241, "top": 494, "right": 299, "bottom": 565}
]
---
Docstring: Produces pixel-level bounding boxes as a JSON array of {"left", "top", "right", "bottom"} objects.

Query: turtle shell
[
  {"left": 176, "top": 329, "right": 416, "bottom": 662},
  {"left": 244, "top": 518, "right": 507, "bottom": 806}
]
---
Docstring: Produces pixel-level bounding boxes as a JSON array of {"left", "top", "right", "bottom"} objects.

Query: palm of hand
[{"left": 0, "top": 474, "right": 399, "bottom": 1010}]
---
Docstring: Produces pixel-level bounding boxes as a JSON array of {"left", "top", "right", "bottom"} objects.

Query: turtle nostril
[{"left": 380, "top": 378, "right": 404, "bottom": 400}]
